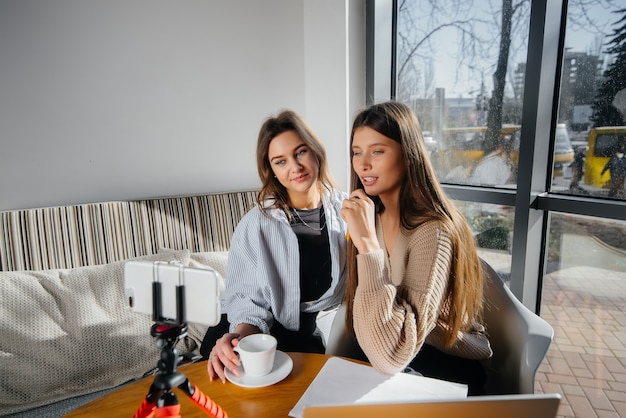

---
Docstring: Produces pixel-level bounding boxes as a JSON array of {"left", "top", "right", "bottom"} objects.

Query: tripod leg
[
  {"left": 179, "top": 379, "right": 228, "bottom": 418},
  {"left": 155, "top": 392, "right": 181, "bottom": 418},
  {"left": 133, "top": 397, "right": 157, "bottom": 418},
  {"left": 154, "top": 405, "right": 181, "bottom": 418},
  {"left": 133, "top": 383, "right": 161, "bottom": 418}
]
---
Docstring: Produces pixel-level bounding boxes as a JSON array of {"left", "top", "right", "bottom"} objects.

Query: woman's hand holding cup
[
  {"left": 207, "top": 332, "right": 241, "bottom": 383},
  {"left": 234, "top": 334, "right": 277, "bottom": 377}
]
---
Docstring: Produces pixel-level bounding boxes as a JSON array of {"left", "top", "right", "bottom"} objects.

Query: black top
[
  {"left": 291, "top": 206, "right": 331, "bottom": 302},
  {"left": 289, "top": 206, "right": 332, "bottom": 303}
]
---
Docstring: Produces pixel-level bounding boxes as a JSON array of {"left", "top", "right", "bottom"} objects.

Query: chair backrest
[
  {"left": 480, "top": 258, "right": 554, "bottom": 394},
  {"left": 325, "top": 303, "right": 367, "bottom": 361},
  {"left": 325, "top": 258, "right": 554, "bottom": 395}
]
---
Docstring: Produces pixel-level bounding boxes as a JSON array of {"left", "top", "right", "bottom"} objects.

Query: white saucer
[{"left": 225, "top": 350, "right": 293, "bottom": 388}]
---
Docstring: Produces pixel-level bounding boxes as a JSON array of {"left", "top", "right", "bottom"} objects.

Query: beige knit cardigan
[{"left": 353, "top": 219, "right": 492, "bottom": 375}]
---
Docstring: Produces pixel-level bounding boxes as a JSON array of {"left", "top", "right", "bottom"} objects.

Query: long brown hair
[
  {"left": 255, "top": 110, "right": 337, "bottom": 216},
  {"left": 344, "top": 101, "right": 483, "bottom": 348}
]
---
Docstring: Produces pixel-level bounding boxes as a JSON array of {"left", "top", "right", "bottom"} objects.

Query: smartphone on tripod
[
  {"left": 124, "top": 261, "right": 228, "bottom": 418},
  {"left": 124, "top": 261, "right": 223, "bottom": 327}
]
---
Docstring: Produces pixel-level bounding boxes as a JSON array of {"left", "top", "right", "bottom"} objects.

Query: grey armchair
[{"left": 480, "top": 258, "right": 554, "bottom": 394}]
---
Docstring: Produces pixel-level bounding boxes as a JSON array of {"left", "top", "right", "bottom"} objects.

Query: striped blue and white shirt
[{"left": 224, "top": 187, "right": 348, "bottom": 333}]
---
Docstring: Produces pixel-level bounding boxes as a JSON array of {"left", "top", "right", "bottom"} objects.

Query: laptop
[{"left": 301, "top": 393, "right": 561, "bottom": 418}]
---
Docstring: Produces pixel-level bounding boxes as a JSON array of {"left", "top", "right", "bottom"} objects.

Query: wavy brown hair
[
  {"left": 344, "top": 101, "right": 483, "bottom": 348},
  {"left": 255, "top": 110, "right": 338, "bottom": 217}
]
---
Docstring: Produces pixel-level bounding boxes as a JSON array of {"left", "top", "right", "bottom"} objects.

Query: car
[{"left": 584, "top": 126, "right": 626, "bottom": 188}]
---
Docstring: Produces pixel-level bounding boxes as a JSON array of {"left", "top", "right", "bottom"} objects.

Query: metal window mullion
[
  {"left": 366, "top": 0, "right": 394, "bottom": 104},
  {"left": 510, "top": 0, "right": 566, "bottom": 312},
  {"left": 442, "top": 185, "right": 517, "bottom": 207},
  {"left": 534, "top": 193, "right": 626, "bottom": 221}
]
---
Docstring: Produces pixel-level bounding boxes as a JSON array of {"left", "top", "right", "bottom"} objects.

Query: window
[
  {"left": 455, "top": 200, "right": 515, "bottom": 281},
  {"left": 554, "top": 4, "right": 626, "bottom": 200}
]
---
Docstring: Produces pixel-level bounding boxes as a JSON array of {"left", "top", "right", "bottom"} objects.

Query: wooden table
[{"left": 64, "top": 352, "right": 355, "bottom": 418}]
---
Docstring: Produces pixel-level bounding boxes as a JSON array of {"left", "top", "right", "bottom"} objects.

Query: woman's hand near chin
[{"left": 341, "top": 190, "right": 379, "bottom": 254}]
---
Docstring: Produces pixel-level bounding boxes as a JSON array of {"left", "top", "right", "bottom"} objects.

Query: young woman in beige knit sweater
[{"left": 340, "top": 101, "right": 492, "bottom": 395}]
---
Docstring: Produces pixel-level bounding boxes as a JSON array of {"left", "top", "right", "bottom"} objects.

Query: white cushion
[
  {"left": 186, "top": 251, "right": 229, "bottom": 347},
  {"left": 0, "top": 249, "right": 192, "bottom": 415},
  {"left": 189, "top": 251, "right": 228, "bottom": 278}
]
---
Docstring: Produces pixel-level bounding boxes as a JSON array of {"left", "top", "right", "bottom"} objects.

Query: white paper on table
[{"left": 289, "top": 357, "right": 467, "bottom": 418}]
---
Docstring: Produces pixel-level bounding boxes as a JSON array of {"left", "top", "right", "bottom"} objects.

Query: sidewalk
[{"left": 481, "top": 236, "right": 626, "bottom": 418}]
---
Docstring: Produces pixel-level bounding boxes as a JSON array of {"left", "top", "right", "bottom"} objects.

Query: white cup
[{"left": 234, "top": 334, "right": 277, "bottom": 377}]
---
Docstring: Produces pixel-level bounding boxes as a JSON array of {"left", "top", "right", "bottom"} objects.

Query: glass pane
[
  {"left": 553, "top": 5, "right": 626, "bottom": 200},
  {"left": 454, "top": 200, "right": 513, "bottom": 279},
  {"left": 538, "top": 213, "right": 626, "bottom": 416},
  {"left": 396, "top": 1, "right": 531, "bottom": 187}
]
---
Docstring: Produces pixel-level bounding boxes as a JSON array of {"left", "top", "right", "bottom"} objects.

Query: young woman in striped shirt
[{"left": 205, "top": 110, "right": 348, "bottom": 383}]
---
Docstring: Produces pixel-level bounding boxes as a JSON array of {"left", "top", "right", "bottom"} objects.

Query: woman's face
[
  {"left": 268, "top": 130, "right": 319, "bottom": 200},
  {"left": 351, "top": 126, "right": 405, "bottom": 199}
]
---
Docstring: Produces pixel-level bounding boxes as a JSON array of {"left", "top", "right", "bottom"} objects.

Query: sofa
[{"left": 0, "top": 190, "right": 257, "bottom": 417}]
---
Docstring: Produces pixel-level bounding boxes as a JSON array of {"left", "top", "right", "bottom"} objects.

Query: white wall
[{"left": 0, "top": 0, "right": 365, "bottom": 211}]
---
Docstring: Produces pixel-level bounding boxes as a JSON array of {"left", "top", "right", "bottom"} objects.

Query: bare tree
[
  {"left": 483, "top": 0, "right": 621, "bottom": 153},
  {"left": 397, "top": 0, "right": 621, "bottom": 150},
  {"left": 484, "top": 0, "right": 519, "bottom": 154},
  {"left": 396, "top": 0, "right": 488, "bottom": 109}
]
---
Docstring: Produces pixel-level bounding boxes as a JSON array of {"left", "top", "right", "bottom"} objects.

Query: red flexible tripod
[
  {"left": 133, "top": 322, "right": 228, "bottom": 418},
  {"left": 133, "top": 265, "right": 228, "bottom": 418}
]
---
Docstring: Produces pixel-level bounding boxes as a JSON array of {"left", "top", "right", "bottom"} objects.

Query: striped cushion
[{"left": 0, "top": 191, "right": 257, "bottom": 271}]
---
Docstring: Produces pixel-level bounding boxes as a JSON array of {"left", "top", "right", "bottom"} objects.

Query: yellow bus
[
  {"left": 434, "top": 124, "right": 573, "bottom": 180},
  {"left": 584, "top": 126, "right": 626, "bottom": 188},
  {"left": 438, "top": 125, "right": 521, "bottom": 166}
]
